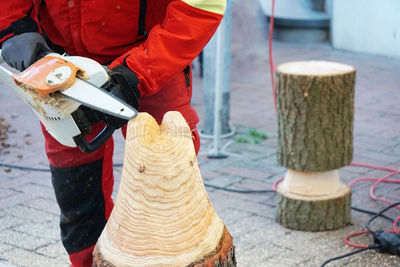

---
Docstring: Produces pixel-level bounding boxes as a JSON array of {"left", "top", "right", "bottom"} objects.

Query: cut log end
[
  {"left": 93, "top": 112, "right": 236, "bottom": 266},
  {"left": 276, "top": 183, "right": 351, "bottom": 231},
  {"left": 277, "top": 60, "right": 355, "bottom": 76},
  {"left": 93, "top": 226, "right": 236, "bottom": 267},
  {"left": 276, "top": 60, "right": 355, "bottom": 172}
]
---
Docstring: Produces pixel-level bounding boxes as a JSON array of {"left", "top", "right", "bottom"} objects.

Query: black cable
[
  {"left": 351, "top": 206, "right": 395, "bottom": 223},
  {"left": 1, "top": 162, "right": 277, "bottom": 194},
  {"left": 323, "top": 202, "right": 400, "bottom": 266},
  {"left": 0, "top": 163, "right": 50, "bottom": 172},
  {"left": 320, "top": 245, "right": 378, "bottom": 267},
  {"left": 366, "top": 201, "right": 400, "bottom": 235},
  {"left": 0, "top": 162, "right": 124, "bottom": 172},
  {"left": 204, "top": 183, "right": 276, "bottom": 194}
]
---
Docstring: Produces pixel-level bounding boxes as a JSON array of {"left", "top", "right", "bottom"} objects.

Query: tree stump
[
  {"left": 93, "top": 112, "right": 236, "bottom": 267},
  {"left": 276, "top": 170, "right": 351, "bottom": 231},
  {"left": 275, "top": 61, "right": 355, "bottom": 231}
]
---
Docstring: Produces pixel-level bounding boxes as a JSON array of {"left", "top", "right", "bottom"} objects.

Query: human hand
[
  {"left": 103, "top": 65, "right": 141, "bottom": 111},
  {"left": 2, "top": 32, "right": 51, "bottom": 71}
]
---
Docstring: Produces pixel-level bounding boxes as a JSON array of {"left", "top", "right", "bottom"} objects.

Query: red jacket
[{"left": 0, "top": 0, "right": 225, "bottom": 129}]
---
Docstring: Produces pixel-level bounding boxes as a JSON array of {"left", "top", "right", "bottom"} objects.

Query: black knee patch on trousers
[{"left": 50, "top": 159, "right": 107, "bottom": 254}]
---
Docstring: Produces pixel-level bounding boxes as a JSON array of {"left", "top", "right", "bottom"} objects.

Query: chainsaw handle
[{"left": 73, "top": 125, "right": 115, "bottom": 153}]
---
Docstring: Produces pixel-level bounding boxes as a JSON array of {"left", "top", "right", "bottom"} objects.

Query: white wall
[{"left": 332, "top": 0, "right": 400, "bottom": 58}]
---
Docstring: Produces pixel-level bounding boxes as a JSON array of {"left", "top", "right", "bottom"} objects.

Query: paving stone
[
  {"left": 0, "top": 215, "right": 25, "bottom": 232},
  {"left": 0, "top": 189, "right": 19, "bottom": 201},
  {"left": 0, "top": 260, "right": 15, "bottom": 267},
  {"left": 231, "top": 159, "right": 286, "bottom": 179},
  {"left": 0, "top": 242, "right": 13, "bottom": 254},
  {"left": 235, "top": 229, "right": 293, "bottom": 255},
  {"left": 343, "top": 252, "right": 400, "bottom": 267},
  {"left": 228, "top": 215, "right": 276, "bottom": 240},
  {"left": 30, "top": 177, "right": 53, "bottom": 188},
  {"left": 12, "top": 221, "right": 60, "bottom": 242},
  {"left": 0, "top": 247, "right": 67, "bottom": 267},
  {"left": 208, "top": 191, "right": 274, "bottom": 218},
  {"left": 219, "top": 166, "right": 270, "bottom": 180},
  {"left": 0, "top": 177, "right": 30, "bottom": 191},
  {"left": 4, "top": 205, "right": 57, "bottom": 224},
  {"left": 25, "top": 198, "right": 60, "bottom": 216},
  {"left": 204, "top": 174, "right": 243, "bottom": 188},
  {"left": 265, "top": 252, "right": 317, "bottom": 267},
  {"left": 17, "top": 183, "right": 56, "bottom": 200},
  {"left": 199, "top": 169, "right": 220, "bottom": 180},
  {"left": 0, "top": 229, "right": 49, "bottom": 250},
  {"left": 384, "top": 187, "right": 400, "bottom": 202},
  {"left": 35, "top": 241, "right": 67, "bottom": 260},
  {"left": 219, "top": 184, "right": 276, "bottom": 207},
  {"left": 356, "top": 151, "right": 400, "bottom": 166},
  {"left": 229, "top": 177, "right": 273, "bottom": 190},
  {"left": 0, "top": 192, "right": 37, "bottom": 210},
  {"left": 196, "top": 157, "right": 241, "bottom": 172},
  {"left": 235, "top": 242, "right": 290, "bottom": 266},
  {"left": 228, "top": 141, "right": 276, "bottom": 158},
  {"left": 217, "top": 207, "right": 254, "bottom": 225}
]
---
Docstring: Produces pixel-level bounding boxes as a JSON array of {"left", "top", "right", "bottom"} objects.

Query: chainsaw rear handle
[
  {"left": 73, "top": 125, "right": 116, "bottom": 153},
  {"left": 71, "top": 106, "right": 127, "bottom": 153}
]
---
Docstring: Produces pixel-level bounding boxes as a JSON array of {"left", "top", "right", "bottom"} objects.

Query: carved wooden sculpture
[
  {"left": 93, "top": 112, "right": 236, "bottom": 266},
  {"left": 275, "top": 61, "right": 356, "bottom": 231}
]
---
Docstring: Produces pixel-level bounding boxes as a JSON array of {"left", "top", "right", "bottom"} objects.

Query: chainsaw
[{"left": 0, "top": 50, "right": 138, "bottom": 153}]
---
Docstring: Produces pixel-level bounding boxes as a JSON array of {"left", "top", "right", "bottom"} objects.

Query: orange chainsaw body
[{"left": 12, "top": 56, "right": 84, "bottom": 95}]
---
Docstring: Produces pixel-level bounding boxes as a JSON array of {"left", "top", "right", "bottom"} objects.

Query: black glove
[
  {"left": 103, "top": 64, "right": 141, "bottom": 111},
  {"left": 70, "top": 64, "right": 141, "bottom": 153},
  {"left": 2, "top": 32, "right": 51, "bottom": 71}
]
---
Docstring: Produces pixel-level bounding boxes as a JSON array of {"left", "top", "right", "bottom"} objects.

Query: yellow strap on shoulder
[{"left": 181, "top": 0, "right": 226, "bottom": 15}]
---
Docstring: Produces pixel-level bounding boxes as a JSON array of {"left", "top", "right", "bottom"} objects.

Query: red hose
[
  {"left": 343, "top": 231, "right": 370, "bottom": 248},
  {"left": 268, "top": 0, "right": 276, "bottom": 110}
]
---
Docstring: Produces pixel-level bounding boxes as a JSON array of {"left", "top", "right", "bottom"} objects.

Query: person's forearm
[
  {"left": 109, "top": 0, "right": 226, "bottom": 96},
  {"left": 0, "top": 1, "right": 39, "bottom": 44}
]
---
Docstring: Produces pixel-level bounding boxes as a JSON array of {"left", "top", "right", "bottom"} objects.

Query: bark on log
[
  {"left": 93, "top": 112, "right": 236, "bottom": 267},
  {"left": 276, "top": 61, "right": 356, "bottom": 172},
  {"left": 276, "top": 170, "right": 352, "bottom": 231}
]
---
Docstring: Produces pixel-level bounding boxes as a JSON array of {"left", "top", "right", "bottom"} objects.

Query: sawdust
[
  {"left": 0, "top": 116, "right": 10, "bottom": 154},
  {"left": 0, "top": 116, "right": 9, "bottom": 141},
  {"left": 13, "top": 80, "right": 79, "bottom": 119},
  {"left": 14, "top": 81, "right": 63, "bottom": 109}
]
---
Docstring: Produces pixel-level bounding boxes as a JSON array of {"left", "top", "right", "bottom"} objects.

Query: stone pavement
[{"left": 0, "top": 0, "right": 399, "bottom": 266}]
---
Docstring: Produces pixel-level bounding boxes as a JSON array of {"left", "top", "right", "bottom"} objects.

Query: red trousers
[{"left": 42, "top": 122, "right": 200, "bottom": 267}]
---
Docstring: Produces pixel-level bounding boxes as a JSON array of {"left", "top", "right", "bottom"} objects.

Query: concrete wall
[{"left": 332, "top": 0, "right": 400, "bottom": 58}]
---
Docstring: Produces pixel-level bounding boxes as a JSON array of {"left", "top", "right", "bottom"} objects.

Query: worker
[{"left": 0, "top": 1, "right": 226, "bottom": 266}]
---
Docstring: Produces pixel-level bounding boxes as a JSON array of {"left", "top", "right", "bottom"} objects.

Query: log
[
  {"left": 93, "top": 112, "right": 236, "bottom": 267},
  {"left": 275, "top": 61, "right": 355, "bottom": 231},
  {"left": 276, "top": 170, "right": 351, "bottom": 231},
  {"left": 276, "top": 60, "right": 356, "bottom": 172}
]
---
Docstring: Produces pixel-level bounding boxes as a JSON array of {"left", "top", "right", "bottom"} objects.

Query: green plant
[
  {"left": 249, "top": 128, "right": 268, "bottom": 139},
  {"left": 235, "top": 128, "right": 268, "bottom": 144},
  {"left": 235, "top": 136, "right": 250, "bottom": 143}
]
